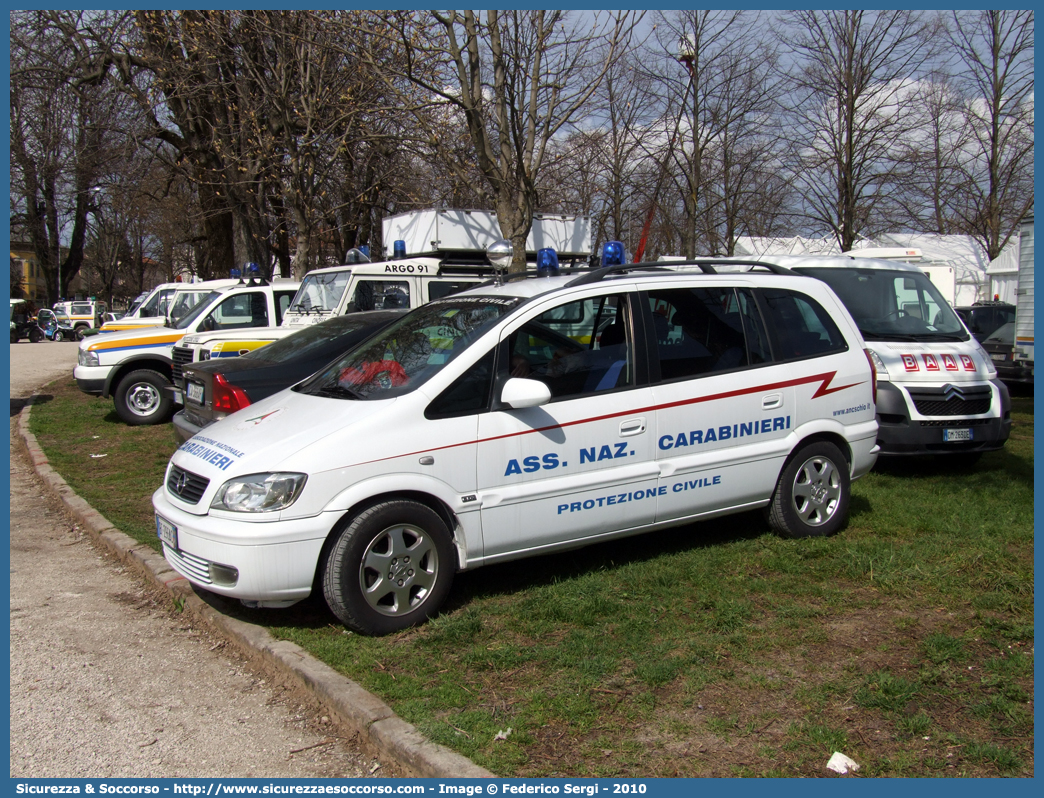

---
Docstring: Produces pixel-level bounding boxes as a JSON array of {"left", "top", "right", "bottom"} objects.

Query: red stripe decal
[{"left": 346, "top": 370, "right": 864, "bottom": 469}]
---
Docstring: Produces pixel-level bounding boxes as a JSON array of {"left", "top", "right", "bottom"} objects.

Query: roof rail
[{"left": 564, "top": 258, "right": 794, "bottom": 288}]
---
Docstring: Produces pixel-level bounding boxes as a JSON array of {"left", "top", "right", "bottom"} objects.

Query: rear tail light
[
  {"left": 212, "top": 373, "right": 251, "bottom": 413},
  {"left": 863, "top": 349, "right": 877, "bottom": 404}
]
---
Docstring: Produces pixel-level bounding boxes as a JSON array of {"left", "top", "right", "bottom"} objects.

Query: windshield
[
  {"left": 295, "top": 296, "right": 521, "bottom": 400},
  {"left": 795, "top": 267, "right": 968, "bottom": 341},
  {"left": 288, "top": 271, "right": 352, "bottom": 314},
  {"left": 172, "top": 291, "right": 222, "bottom": 330},
  {"left": 243, "top": 310, "right": 402, "bottom": 364},
  {"left": 168, "top": 289, "right": 212, "bottom": 323}
]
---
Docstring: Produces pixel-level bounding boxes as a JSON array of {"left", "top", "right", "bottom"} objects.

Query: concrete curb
[{"left": 17, "top": 400, "right": 495, "bottom": 779}]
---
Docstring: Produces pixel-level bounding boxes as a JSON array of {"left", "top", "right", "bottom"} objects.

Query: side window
[
  {"left": 425, "top": 347, "right": 496, "bottom": 419},
  {"left": 647, "top": 287, "right": 753, "bottom": 381},
  {"left": 759, "top": 289, "right": 847, "bottom": 360},
  {"left": 510, "top": 294, "right": 632, "bottom": 400},
  {"left": 428, "top": 280, "right": 475, "bottom": 301},
  {"left": 274, "top": 291, "right": 295, "bottom": 325},
  {"left": 204, "top": 292, "right": 268, "bottom": 331},
  {"left": 351, "top": 280, "right": 410, "bottom": 311},
  {"left": 141, "top": 292, "right": 162, "bottom": 317}
]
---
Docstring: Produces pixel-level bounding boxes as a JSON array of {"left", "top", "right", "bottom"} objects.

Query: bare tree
[
  {"left": 947, "top": 10, "right": 1034, "bottom": 259},
  {"left": 380, "top": 10, "right": 639, "bottom": 271},
  {"left": 780, "top": 10, "right": 940, "bottom": 250},
  {"left": 10, "top": 10, "right": 130, "bottom": 303},
  {"left": 648, "top": 11, "right": 789, "bottom": 257},
  {"left": 889, "top": 75, "right": 971, "bottom": 234}
]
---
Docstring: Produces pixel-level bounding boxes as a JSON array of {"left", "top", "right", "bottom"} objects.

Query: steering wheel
[{"left": 338, "top": 360, "right": 409, "bottom": 389}]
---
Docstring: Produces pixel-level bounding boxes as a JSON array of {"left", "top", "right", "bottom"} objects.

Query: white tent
[
  {"left": 734, "top": 232, "right": 991, "bottom": 306},
  {"left": 875, "top": 233, "right": 990, "bottom": 306}
]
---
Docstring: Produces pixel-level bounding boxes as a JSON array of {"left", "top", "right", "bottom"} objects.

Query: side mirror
[{"left": 500, "top": 377, "right": 551, "bottom": 409}]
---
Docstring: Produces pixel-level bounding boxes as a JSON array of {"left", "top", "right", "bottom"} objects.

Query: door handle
[
  {"left": 620, "top": 417, "right": 646, "bottom": 436},
  {"left": 762, "top": 393, "right": 783, "bottom": 410}
]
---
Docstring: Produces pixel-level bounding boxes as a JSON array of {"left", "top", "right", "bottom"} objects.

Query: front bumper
[
  {"left": 152, "top": 487, "right": 335, "bottom": 604},
  {"left": 997, "top": 363, "right": 1034, "bottom": 386},
  {"left": 73, "top": 364, "right": 112, "bottom": 396},
  {"left": 874, "top": 379, "right": 1012, "bottom": 456},
  {"left": 171, "top": 409, "right": 203, "bottom": 443}
]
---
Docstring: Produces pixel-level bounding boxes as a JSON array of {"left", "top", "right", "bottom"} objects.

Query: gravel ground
[{"left": 9, "top": 341, "right": 383, "bottom": 779}]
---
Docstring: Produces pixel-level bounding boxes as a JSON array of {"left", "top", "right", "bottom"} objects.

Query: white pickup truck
[{"left": 74, "top": 280, "right": 299, "bottom": 425}]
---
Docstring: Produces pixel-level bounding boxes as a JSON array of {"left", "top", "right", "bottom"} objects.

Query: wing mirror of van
[{"left": 500, "top": 377, "right": 552, "bottom": 409}]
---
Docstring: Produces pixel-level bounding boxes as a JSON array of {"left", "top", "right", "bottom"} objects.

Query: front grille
[
  {"left": 163, "top": 544, "right": 213, "bottom": 584},
  {"left": 172, "top": 346, "right": 193, "bottom": 382},
  {"left": 919, "top": 418, "right": 994, "bottom": 427},
  {"left": 909, "top": 384, "right": 991, "bottom": 417},
  {"left": 166, "top": 464, "right": 210, "bottom": 505}
]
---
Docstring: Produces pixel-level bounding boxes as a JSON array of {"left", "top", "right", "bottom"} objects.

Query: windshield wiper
[
  {"left": 910, "top": 333, "right": 968, "bottom": 342},
  {"left": 309, "top": 383, "right": 363, "bottom": 400},
  {"left": 862, "top": 332, "right": 921, "bottom": 341}
]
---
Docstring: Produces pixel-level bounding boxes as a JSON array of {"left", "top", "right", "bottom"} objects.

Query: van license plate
[
  {"left": 943, "top": 428, "right": 972, "bottom": 442},
  {"left": 156, "top": 515, "right": 178, "bottom": 550},
  {"left": 187, "top": 382, "right": 204, "bottom": 405}
]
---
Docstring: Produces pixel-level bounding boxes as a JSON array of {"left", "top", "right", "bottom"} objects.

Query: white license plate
[
  {"left": 187, "top": 382, "right": 205, "bottom": 405},
  {"left": 156, "top": 514, "right": 178, "bottom": 550},
  {"left": 990, "top": 353, "right": 1007, "bottom": 362},
  {"left": 943, "top": 428, "right": 972, "bottom": 442}
]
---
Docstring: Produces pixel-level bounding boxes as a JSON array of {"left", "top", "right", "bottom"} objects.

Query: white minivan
[{"left": 153, "top": 255, "right": 879, "bottom": 635}]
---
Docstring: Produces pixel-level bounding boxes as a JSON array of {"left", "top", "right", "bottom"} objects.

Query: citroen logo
[{"left": 941, "top": 384, "right": 966, "bottom": 402}]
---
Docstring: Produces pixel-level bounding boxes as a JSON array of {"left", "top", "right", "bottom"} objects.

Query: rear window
[
  {"left": 243, "top": 311, "right": 402, "bottom": 363},
  {"left": 758, "top": 288, "right": 848, "bottom": 360}
]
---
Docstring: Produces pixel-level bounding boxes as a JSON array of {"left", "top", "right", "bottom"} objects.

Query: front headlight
[
  {"left": 211, "top": 472, "right": 307, "bottom": 513},
  {"left": 78, "top": 348, "right": 99, "bottom": 367}
]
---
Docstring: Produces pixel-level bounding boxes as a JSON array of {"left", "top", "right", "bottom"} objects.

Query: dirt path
[{"left": 9, "top": 341, "right": 383, "bottom": 778}]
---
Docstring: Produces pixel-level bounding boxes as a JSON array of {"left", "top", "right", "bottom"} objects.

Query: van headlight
[
  {"left": 78, "top": 349, "right": 99, "bottom": 367},
  {"left": 969, "top": 341, "right": 998, "bottom": 379},
  {"left": 211, "top": 472, "right": 307, "bottom": 513},
  {"left": 867, "top": 349, "right": 889, "bottom": 381}
]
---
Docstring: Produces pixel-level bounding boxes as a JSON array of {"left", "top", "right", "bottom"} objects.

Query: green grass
[{"left": 28, "top": 376, "right": 1035, "bottom": 777}]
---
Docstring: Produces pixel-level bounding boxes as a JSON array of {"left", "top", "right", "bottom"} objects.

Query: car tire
[
  {"left": 766, "top": 441, "right": 850, "bottom": 539},
  {"left": 114, "top": 369, "right": 174, "bottom": 425},
  {"left": 52, "top": 330, "right": 64, "bottom": 342},
  {"left": 76, "top": 327, "right": 88, "bottom": 341},
  {"left": 11, "top": 331, "right": 19, "bottom": 343},
  {"left": 29, "top": 327, "right": 44, "bottom": 343},
  {"left": 322, "top": 500, "right": 455, "bottom": 635}
]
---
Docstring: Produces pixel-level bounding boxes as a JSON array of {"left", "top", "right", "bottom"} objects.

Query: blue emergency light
[
  {"left": 230, "top": 267, "right": 241, "bottom": 280},
  {"left": 246, "top": 262, "right": 259, "bottom": 275},
  {"left": 358, "top": 245, "right": 370, "bottom": 258},
  {"left": 393, "top": 240, "right": 406, "bottom": 258},
  {"left": 536, "top": 248, "right": 560, "bottom": 277},
  {"left": 601, "top": 241, "right": 625, "bottom": 267}
]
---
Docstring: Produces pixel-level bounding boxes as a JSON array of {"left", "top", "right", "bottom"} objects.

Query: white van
[
  {"left": 153, "top": 254, "right": 878, "bottom": 635},
  {"left": 750, "top": 255, "right": 1011, "bottom": 464},
  {"left": 99, "top": 280, "right": 239, "bottom": 332}
]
